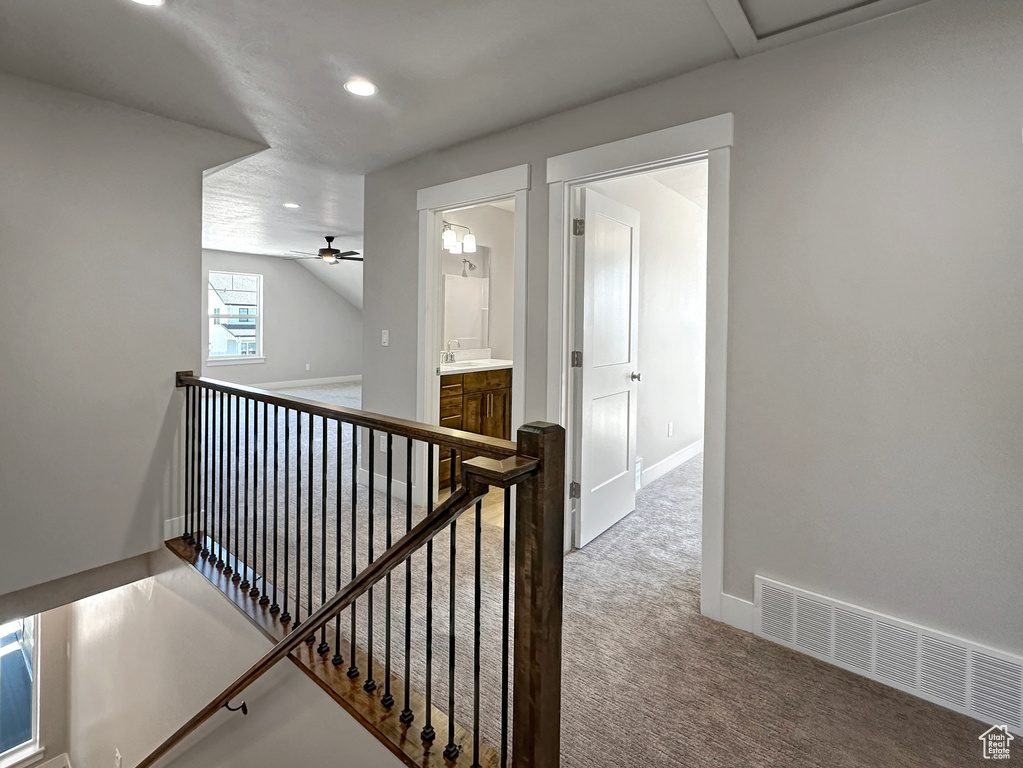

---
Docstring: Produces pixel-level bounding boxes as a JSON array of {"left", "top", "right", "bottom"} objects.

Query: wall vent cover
[{"left": 754, "top": 576, "right": 1023, "bottom": 735}]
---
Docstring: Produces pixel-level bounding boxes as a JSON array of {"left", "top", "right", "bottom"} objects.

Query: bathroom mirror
[{"left": 442, "top": 246, "right": 491, "bottom": 352}]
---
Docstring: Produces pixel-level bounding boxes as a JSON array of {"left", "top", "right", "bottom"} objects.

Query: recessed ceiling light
[
  {"left": 344, "top": 78, "right": 378, "bottom": 97},
  {"left": 282, "top": 202, "right": 301, "bottom": 209},
  {"left": 131, "top": 0, "right": 165, "bottom": 6}
]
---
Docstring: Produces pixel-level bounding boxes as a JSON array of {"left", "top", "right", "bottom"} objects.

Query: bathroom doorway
[{"left": 415, "top": 165, "right": 529, "bottom": 505}]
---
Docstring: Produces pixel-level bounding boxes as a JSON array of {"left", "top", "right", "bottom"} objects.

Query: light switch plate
[{"left": 381, "top": 329, "right": 389, "bottom": 346}]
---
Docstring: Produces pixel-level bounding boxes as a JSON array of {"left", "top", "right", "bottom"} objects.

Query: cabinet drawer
[
  {"left": 440, "top": 395, "right": 462, "bottom": 420},
  {"left": 463, "top": 368, "right": 511, "bottom": 393},
  {"left": 440, "top": 373, "right": 463, "bottom": 398}
]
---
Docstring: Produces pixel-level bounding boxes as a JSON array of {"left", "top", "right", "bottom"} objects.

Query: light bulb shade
[
  {"left": 462, "top": 233, "right": 477, "bottom": 253},
  {"left": 442, "top": 228, "right": 457, "bottom": 247},
  {"left": 449, "top": 241, "right": 463, "bottom": 255}
]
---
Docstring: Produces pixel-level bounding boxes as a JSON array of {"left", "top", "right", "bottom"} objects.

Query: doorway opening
[
  {"left": 571, "top": 162, "right": 709, "bottom": 549},
  {"left": 415, "top": 165, "right": 529, "bottom": 508},
  {"left": 546, "top": 114, "right": 732, "bottom": 622}
]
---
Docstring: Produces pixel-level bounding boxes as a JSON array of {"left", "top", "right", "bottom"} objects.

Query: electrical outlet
[
  {"left": 115, "top": 748, "right": 122, "bottom": 768},
  {"left": 305, "top": 363, "right": 311, "bottom": 371},
  {"left": 381, "top": 329, "right": 389, "bottom": 347},
  {"left": 667, "top": 421, "right": 673, "bottom": 437}
]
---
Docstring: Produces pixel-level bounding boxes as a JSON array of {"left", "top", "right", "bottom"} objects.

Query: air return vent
[{"left": 754, "top": 576, "right": 1023, "bottom": 735}]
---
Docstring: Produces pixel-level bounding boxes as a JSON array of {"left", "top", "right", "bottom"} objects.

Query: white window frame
[
  {"left": 0, "top": 615, "right": 43, "bottom": 768},
  {"left": 206, "top": 271, "right": 265, "bottom": 366}
]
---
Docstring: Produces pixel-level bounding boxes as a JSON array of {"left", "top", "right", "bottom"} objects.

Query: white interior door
[{"left": 577, "top": 188, "right": 641, "bottom": 546}]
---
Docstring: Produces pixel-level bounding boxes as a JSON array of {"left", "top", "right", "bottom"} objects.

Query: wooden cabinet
[{"left": 439, "top": 367, "right": 512, "bottom": 488}]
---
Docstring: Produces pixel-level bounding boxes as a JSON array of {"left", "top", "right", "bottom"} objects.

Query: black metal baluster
[
  {"left": 364, "top": 429, "right": 377, "bottom": 692},
  {"left": 332, "top": 418, "right": 344, "bottom": 668},
  {"left": 421, "top": 444, "right": 436, "bottom": 744},
  {"left": 500, "top": 488, "right": 511, "bottom": 768},
  {"left": 270, "top": 404, "right": 281, "bottom": 614},
  {"left": 471, "top": 497, "right": 483, "bottom": 768},
  {"left": 295, "top": 410, "right": 303, "bottom": 629},
  {"left": 258, "top": 401, "right": 269, "bottom": 603},
  {"left": 192, "top": 387, "right": 200, "bottom": 548},
  {"left": 224, "top": 396, "right": 234, "bottom": 576},
  {"left": 236, "top": 396, "right": 247, "bottom": 586},
  {"left": 217, "top": 391, "right": 226, "bottom": 570},
  {"left": 317, "top": 415, "right": 329, "bottom": 654},
  {"left": 230, "top": 396, "right": 239, "bottom": 580},
  {"left": 347, "top": 424, "right": 359, "bottom": 679},
  {"left": 202, "top": 388, "right": 211, "bottom": 558},
  {"left": 183, "top": 386, "right": 192, "bottom": 543},
  {"left": 443, "top": 500, "right": 459, "bottom": 760},
  {"left": 399, "top": 441, "right": 414, "bottom": 726},
  {"left": 306, "top": 413, "right": 315, "bottom": 644},
  {"left": 280, "top": 408, "right": 291, "bottom": 623},
  {"left": 381, "top": 432, "right": 394, "bottom": 708},
  {"left": 243, "top": 397, "right": 254, "bottom": 593}
]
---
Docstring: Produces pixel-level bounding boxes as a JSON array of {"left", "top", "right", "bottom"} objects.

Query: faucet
[{"left": 442, "top": 339, "right": 461, "bottom": 364}]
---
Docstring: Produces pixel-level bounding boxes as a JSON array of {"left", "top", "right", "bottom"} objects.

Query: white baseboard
[
  {"left": 641, "top": 439, "right": 703, "bottom": 487},
  {"left": 164, "top": 515, "right": 185, "bottom": 540},
  {"left": 357, "top": 468, "right": 414, "bottom": 504},
  {"left": 719, "top": 593, "right": 755, "bottom": 632},
  {"left": 256, "top": 374, "right": 362, "bottom": 390}
]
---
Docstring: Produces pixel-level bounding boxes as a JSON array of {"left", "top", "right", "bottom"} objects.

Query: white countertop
[{"left": 439, "top": 358, "right": 513, "bottom": 375}]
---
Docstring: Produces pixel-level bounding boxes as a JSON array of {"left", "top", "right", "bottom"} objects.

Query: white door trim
[
  {"left": 415, "top": 165, "right": 530, "bottom": 501},
  {"left": 546, "top": 115, "right": 732, "bottom": 624}
]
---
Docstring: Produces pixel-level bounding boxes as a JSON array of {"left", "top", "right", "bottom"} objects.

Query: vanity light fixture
[
  {"left": 282, "top": 202, "right": 301, "bottom": 209},
  {"left": 344, "top": 78, "right": 378, "bottom": 96},
  {"left": 441, "top": 221, "right": 476, "bottom": 254}
]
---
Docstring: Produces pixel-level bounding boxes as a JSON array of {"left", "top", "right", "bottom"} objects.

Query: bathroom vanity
[{"left": 438, "top": 363, "right": 512, "bottom": 488}]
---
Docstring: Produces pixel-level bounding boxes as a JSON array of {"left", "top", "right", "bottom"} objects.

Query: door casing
[{"left": 545, "top": 114, "right": 733, "bottom": 624}]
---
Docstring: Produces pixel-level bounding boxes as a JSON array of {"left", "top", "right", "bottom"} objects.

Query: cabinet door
[
  {"left": 480, "top": 389, "right": 510, "bottom": 439},
  {"left": 463, "top": 392, "right": 484, "bottom": 435}
]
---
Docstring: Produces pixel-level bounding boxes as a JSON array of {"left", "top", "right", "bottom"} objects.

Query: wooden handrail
[
  {"left": 137, "top": 457, "right": 531, "bottom": 768},
  {"left": 176, "top": 373, "right": 518, "bottom": 459}
]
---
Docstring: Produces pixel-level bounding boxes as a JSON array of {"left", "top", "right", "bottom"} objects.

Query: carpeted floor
[{"left": 206, "top": 382, "right": 1004, "bottom": 766}]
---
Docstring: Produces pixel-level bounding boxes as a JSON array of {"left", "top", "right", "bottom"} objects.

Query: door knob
[{"left": 631, "top": 371, "right": 642, "bottom": 381}]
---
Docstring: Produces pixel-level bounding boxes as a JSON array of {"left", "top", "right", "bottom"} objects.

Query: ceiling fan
[{"left": 285, "top": 236, "right": 362, "bottom": 264}]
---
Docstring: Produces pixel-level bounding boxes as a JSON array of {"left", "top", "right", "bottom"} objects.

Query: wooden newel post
[{"left": 513, "top": 421, "right": 566, "bottom": 768}]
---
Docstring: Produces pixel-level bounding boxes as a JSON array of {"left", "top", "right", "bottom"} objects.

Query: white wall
[
  {"left": 0, "top": 73, "right": 260, "bottom": 605},
  {"left": 67, "top": 549, "right": 401, "bottom": 768},
  {"left": 444, "top": 205, "right": 516, "bottom": 360},
  {"left": 201, "top": 250, "right": 363, "bottom": 386},
  {"left": 363, "top": 0, "right": 1023, "bottom": 655},
  {"left": 588, "top": 173, "right": 707, "bottom": 474}
]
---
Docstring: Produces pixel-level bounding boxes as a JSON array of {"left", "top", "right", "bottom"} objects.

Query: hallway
[{"left": 257, "top": 381, "right": 991, "bottom": 766}]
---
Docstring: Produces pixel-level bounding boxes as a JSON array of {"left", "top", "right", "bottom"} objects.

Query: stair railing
[{"left": 137, "top": 373, "right": 565, "bottom": 768}]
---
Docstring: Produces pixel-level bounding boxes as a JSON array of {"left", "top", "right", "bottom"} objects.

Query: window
[
  {"left": 208, "top": 271, "right": 262, "bottom": 361},
  {"left": 0, "top": 615, "right": 38, "bottom": 763}
]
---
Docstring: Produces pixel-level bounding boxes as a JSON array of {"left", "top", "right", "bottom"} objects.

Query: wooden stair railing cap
[{"left": 174, "top": 372, "right": 518, "bottom": 460}]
